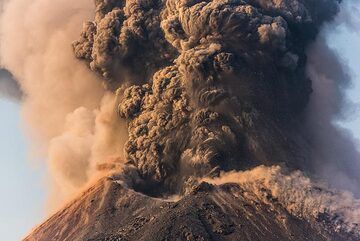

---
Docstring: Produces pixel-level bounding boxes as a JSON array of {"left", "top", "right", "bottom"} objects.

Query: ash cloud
[{"left": 73, "top": 0, "right": 353, "bottom": 196}]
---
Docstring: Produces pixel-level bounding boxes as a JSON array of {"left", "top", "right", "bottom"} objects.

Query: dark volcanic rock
[{"left": 24, "top": 178, "right": 358, "bottom": 241}]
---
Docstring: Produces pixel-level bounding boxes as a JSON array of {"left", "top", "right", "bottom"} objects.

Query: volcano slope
[{"left": 24, "top": 176, "right": 359, "bottom": 241}]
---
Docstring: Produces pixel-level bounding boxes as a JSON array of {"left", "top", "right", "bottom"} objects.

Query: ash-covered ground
[{"left": 23, "top": 174, "right": 360, "bottom": 241}]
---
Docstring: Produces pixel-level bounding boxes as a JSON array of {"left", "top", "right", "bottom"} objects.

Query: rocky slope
[{"left": 24, "top": 177, "right": 358, "bottom": 241}]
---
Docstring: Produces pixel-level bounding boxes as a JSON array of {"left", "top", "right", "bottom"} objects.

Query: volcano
[
  {"left": 1, "top": 0, "right": 359, "bottom": 240},
  {"left": 24, "top": 177, "right": 359, "bottom": 241}
]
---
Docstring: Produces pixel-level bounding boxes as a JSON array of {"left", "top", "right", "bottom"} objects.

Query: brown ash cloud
[{"left": 73, "top": 0, "right": 345, "bottom": 195}]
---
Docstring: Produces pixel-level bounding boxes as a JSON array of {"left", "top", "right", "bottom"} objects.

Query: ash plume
[{"left": 73, "top": 0, "right": 347, "bottom": 195}]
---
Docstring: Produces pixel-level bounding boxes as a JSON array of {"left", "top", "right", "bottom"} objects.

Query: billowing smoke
[
  {"left": 1, "top": 0, "right": 360, "bottom": 230},
  {"left": 72, "top": 0, "right": 348, "bottom": 195}
]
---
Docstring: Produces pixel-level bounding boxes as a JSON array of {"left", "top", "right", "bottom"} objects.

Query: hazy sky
[{"left": 0, "top": 2, "right": 359, "bottom": 241}]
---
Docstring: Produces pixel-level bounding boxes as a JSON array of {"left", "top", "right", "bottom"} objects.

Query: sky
[
  {"left": 330, "top": 24, "right": 360, "bottom": 135},
  {"left": 0, "top": 2, "right": 359, "bottom": 241},
  {"left": 0, "top": 99, "right": 45, "bottom": 241}
]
